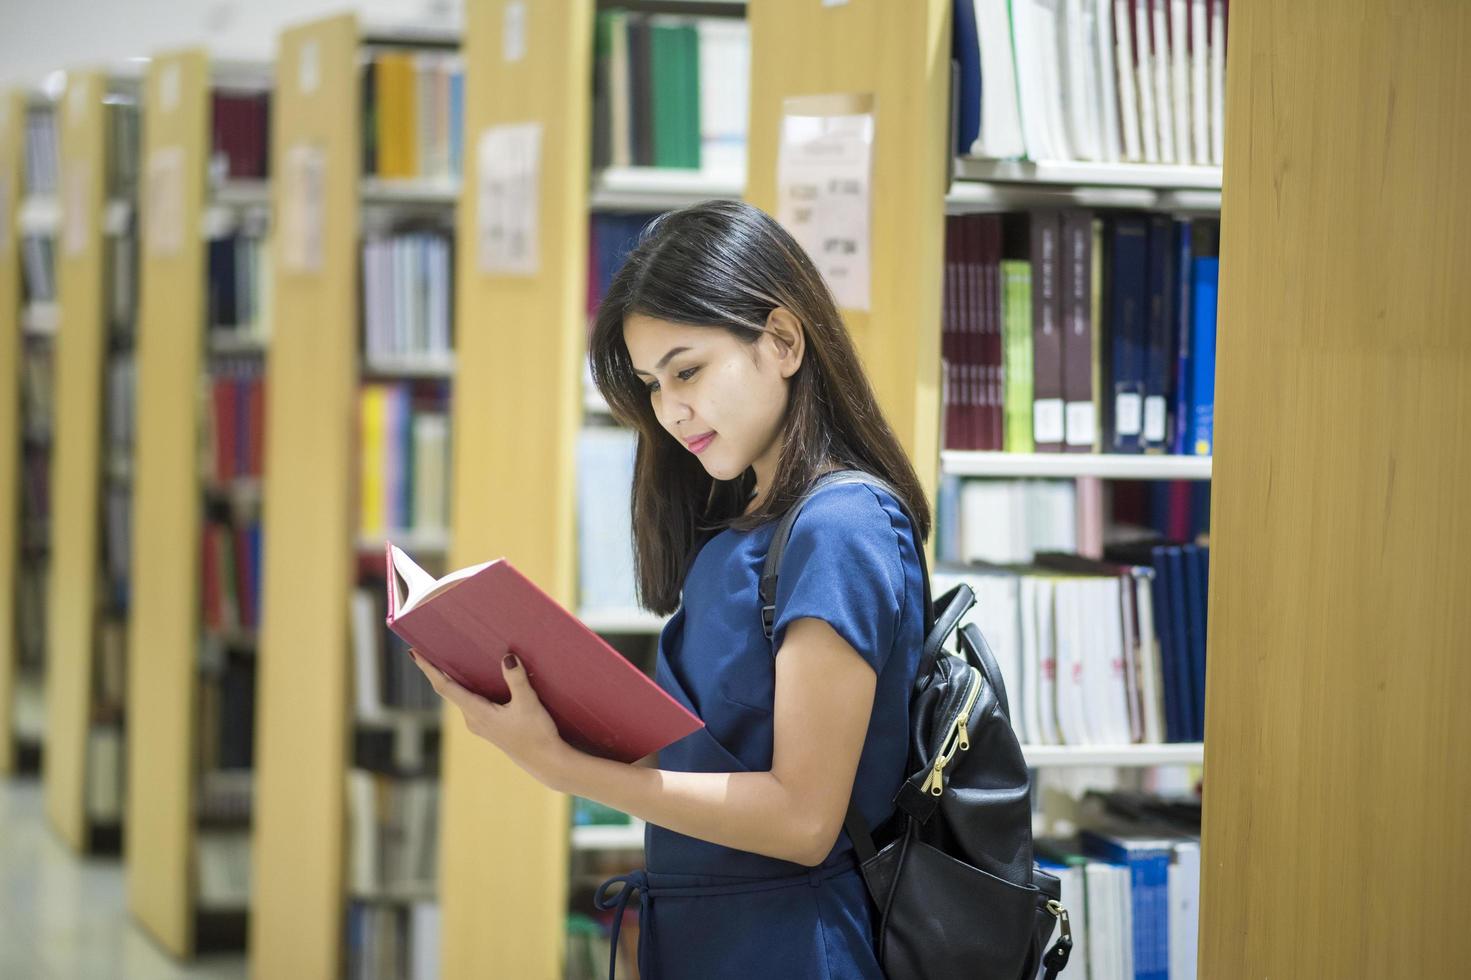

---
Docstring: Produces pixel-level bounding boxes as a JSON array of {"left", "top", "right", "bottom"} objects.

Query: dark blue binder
[
  {"left": 952, "top": 0, "right": 981, "bottom": 155},
  {"left": 1106, "top": 216, "right": 1149, "bottom": 453},
  {"left": 1150, "top": 545, "right": 1182, "bottom": 743},
  {"left": 1182, "top": 545, "right": 1209, "bottom": 742},
  {"left": 1164, "top": 546, "right": 1195, "bottom": 741}
]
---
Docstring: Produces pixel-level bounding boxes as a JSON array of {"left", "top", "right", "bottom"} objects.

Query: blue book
[
  {"left": 1107, "top": 216, "right": 1150, "bottom": 453},
  {"left": 1171, "top": 220, "right": 1194, "bottom": 454},
  {"left": 952, "top": 0, "right": 982, "bottom": 155},
  {"left": 1182, "top": 545, "right": 1210, "bottom": 742},
  {"left": 1143, "top": 215, "right": 1173, "bottom": 452},
  {"left": 1150, "top": 545, "right": 1182, "bottom": 743},
  {"left": 448, "top": 70, "right": 464, "bottom": 177},
  {"left": 1164, "top": 546, "right": 1195, "bottom": 741},
  {"left": 1080, "top": 829, "right": 1173, "bottom": 980},
  {"left": 1189, "top": 257, "right": 1219, "bottom": 456}
]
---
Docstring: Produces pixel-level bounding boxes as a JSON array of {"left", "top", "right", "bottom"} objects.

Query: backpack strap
[{"left": 757, "top": 468, "right": 931, "bottom": 869}]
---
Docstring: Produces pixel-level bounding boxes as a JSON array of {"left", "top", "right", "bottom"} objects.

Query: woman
[{"left": 411, "top": 199, "right": 930, "bottom": 978}]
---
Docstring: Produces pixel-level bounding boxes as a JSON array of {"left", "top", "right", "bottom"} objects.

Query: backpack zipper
[{"left": 919, "top": 665, "right": 982, "bottom": 796}]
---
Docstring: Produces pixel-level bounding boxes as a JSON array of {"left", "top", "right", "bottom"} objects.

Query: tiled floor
[{"left": 0, "top": 778, "right": 248, "bottom": 980}]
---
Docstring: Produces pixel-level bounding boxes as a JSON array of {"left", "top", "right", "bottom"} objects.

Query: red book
[{"left": 384, "top": 544, "right": 703, "bottom": 764}]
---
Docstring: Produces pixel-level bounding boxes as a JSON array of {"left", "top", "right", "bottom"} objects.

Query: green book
[
  {"left": 679, "top": 23, "right": 702, "bottom": 169},
  {"left": 1002, "top": 259, "right": 1035, "bottom": 453},
  {"left": 649, "top": 22, "right": 682, "bottom": 168}
]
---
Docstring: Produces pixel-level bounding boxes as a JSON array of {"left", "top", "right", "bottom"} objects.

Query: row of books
[
  {"left": 346, "top": 771, "right": 439, "bottom": 897},
  {"left": 351, "top": 583, "right": 440, "bottom": 718},
  {"left": 1036, "top": 827, "right": 1200, "bottom": 980},
  {"left": 105, "top": 230, "right": 138, "bottom": 334},
  {"left": 577, "top": 427, "right": 640, "bottom": 613},
  {"left": 208, "top": 231, "right": 271, "bottom": 336},
  {"left": 362, "top": 50, "right": 464, "bottom": 181},
  {"left": 197, "top": 829, "right": 251, "bottom": 911},
  {"left": 86, "top": 724, "right": 124, "bottom": 823},
  {"left": 197, "top": 652, "right": 256, "bottom": 772},
  {"left": 591, "top": 11, "right": 749, "bottom": 173},
  {"left": 92, "top": 617, "right": 127, "bottom": 724},
  {"left": 956, "top": 0, "right": 1227, "bottom": 167},
  {"left": 933, "top": 545, "right": 1208, "bottom": 747},
  {"left": 211, "top": 89, "right": 271, "bottom": 181},
  {"left": 21, "top": 343, "right": 51, "bottom": 444},
  {"left": 936, "top": 477, "right": 1081, "bottom": 566},
  {"left": 13, "top": 556, "right": 46, "bottom": 671},
  {"left": 20, "top": 235, "right": 55, "bottom": 304},
  {"left": 104, "top": 484, "right": 131, "bottom": 615},
  {"left": 941, "top": 212, "right": 1219, "bottom": 455},
  {"left": 23, "top": 105, "right": 58, "bottom": 195},
  {"left": 346, "top": 900, "right": 440, "bottom": 980},
  {"left": 202, "top": 518, "right": 263, "bottom": 636},
  {"left": 361, "top": 231, "right": 453, "bottom": 362},
  {"left": 1114, "top": 541, "right": 1210, "bottom": 743},
  {"left": 105, "top": 100, "right": 142, "bottom": 196},
  {"left": 357, "top": 383, "right": 451, "bottom": 538},
  {"left": 203, "top": 359, "right": 266, "bottom": 485},
  {"left": 587, "top": 212, "right": 656, "bottom": 320}
]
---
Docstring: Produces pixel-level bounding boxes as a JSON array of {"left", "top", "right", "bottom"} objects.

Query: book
[{"left": 384, "top": 544, "right": 703, "bottom": 763}]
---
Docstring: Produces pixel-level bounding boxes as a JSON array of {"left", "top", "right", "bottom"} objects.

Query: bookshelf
[
  {"left": 252, "top": 14, "right": 460, "bottom": 978},
  {"left": 942, "top": 450, "right": 1212, "bottom": 481},
  {"left": 438, "top": 0, "right": 589, "bottom": 974},
  {"left": 5, "top": 92, "right": 61, "bottom": 779},
  {"left": 0, "top": 90, "right": 22, "bottom": 777},
  {"left": 127, "top": 48, "right": 272, "bottom": 959},
  {"left": 43, "top": 69, "right": 139, "bottom": 855}
]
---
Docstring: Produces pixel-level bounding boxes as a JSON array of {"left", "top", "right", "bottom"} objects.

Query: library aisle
[{"left": 0, "top": 779, "right": 245, "bottom": 979}]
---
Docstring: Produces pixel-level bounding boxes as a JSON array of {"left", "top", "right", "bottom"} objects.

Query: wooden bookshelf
[
  {"left": 745, "top": 0, "right": 951, "bottom": 527},
  {"left": 43, "top": 70, "right": 136, "bottom": 854},
  {"left": 127, "top": 48, "right": 272, "bottom": 959},
  {"left": 253, "top": 14, "right": 462, "bottom": 977},
  {"left": 440, "top": 1, "right": 589, "bottom": 974},
  {"left": 127, "top": 47, "right": 209, "bottom": 956},
  {"left": 1201, "top": 3, "right": 1469, "bottom": 974},
  {"left": 251, "top": 15, "right": 359, "bottom": 978},
  {"left": 0, "top": 89, "right": 23, "bottom": 776}
]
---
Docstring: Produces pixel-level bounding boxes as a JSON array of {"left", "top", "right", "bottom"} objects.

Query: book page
[{"left": 391, "top": 545, "right": 499, "bottom": 616}]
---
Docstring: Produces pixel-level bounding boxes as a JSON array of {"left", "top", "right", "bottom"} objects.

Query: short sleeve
[{"left": 770, "top": 483, "right": 911, "bottom": 676}]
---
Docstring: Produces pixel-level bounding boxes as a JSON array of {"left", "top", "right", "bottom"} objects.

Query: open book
[{"left": 384, "top": 543, "right": 702, "bottom": 763}]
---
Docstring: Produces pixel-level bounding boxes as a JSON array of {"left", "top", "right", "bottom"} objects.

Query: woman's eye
[{"left": 677, "top": 367, "right": 699, "bottom": 382}]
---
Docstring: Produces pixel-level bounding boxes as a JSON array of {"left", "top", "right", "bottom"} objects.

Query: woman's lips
[{"left": 685, "top": 432, "right": 716, "bottom": 454}]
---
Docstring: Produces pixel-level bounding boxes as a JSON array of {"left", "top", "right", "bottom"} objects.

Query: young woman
[{"left": 410, "top": 199, "right": 931, "bottom": 979}]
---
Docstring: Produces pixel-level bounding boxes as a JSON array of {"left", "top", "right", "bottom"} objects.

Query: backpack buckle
[{"left": 761, "top": 603, "right": 775, "bottom": 639}]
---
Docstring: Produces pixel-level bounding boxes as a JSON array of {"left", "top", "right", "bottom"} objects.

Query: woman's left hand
[{"left": 409, "top": 649, "right": 573, "bottom": 792}]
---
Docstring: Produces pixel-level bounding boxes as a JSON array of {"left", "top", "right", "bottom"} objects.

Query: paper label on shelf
[
  {"left": 822, "top": 0, "right": 851, "bottom": 6},
  {"left": 1143, "top": 395, "right": 1168, "bottom": 443},
  {"left": 63, "top": 158, "right": 91, "bottom": 257},
  {"left": 1115, "top": 392, "right": 1143, "bottom": 436},
  {"left": 777, "top": 94, "right": 874, "bottom": 312},
  {"left": 1033, "top": 398, "right": 1065, "bottom": 444},
  {"left": 504, "top": 1, "right": 528, "bottom": 63},
  {"left": 299, "top": 39, "right": 320, "bottom": 95},
  {"left": 145, "top": 146, "right": 185, "bottom": 257},
  {"left": 160, "top": 62, "right": 180, "bottom": 112},
  {"left": 476, "top": 122, "right": 541, "bottom": 276},
  {"left": 1065, "top": 401, "right": 1097, "bottom": 447},
  {"left": 282, "top": 143, "right": 326, "bottom": 274}
]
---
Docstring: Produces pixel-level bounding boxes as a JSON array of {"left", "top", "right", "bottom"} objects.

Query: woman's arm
[{"left": 549, "top": 616, "right": 877, "bottom": 867}]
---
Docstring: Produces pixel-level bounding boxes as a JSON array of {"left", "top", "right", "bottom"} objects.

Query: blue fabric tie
[{"left": 593, "top": 869, "right": 651, "bottom": 980}]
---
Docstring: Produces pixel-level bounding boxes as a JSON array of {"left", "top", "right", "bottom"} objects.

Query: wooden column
[
  {"left": 250, "top": 15, "right": 359, "bottom": 979},
  {"left": 1200, "top": 1, "right": 1471, "bottom": 975},
  {"left": 0, "top": 90, "right": 23, "bottom": 776},
  {"left": 43, "top": 70, "right": 108, "bottom": 853},
  {"left": 744, "top": 0, "right": 950, "bottom": 505},
  {"left": 126, "top": 47, "right": 209, "bottom": 957},
  {"left": 438, "top": 1, "right": 590, "bottom": 975}
]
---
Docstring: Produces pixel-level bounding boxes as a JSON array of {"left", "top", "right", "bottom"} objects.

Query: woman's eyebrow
[{"left": 631, "top": 346, "right": 693, "bottom": 375}]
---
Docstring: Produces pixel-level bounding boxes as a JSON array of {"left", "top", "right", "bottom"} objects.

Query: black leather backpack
[{"left": 760, "top": 469, "right": 1073, "bottom": 980}]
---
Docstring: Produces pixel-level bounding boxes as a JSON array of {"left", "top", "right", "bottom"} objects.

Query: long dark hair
[{"left": 588, "top": 200, "right": 930, "bottom": 615}]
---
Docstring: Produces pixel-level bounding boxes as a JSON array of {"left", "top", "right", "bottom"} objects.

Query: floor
[{"left": 0, "top": 777, "right": 248, "bottom": 980}]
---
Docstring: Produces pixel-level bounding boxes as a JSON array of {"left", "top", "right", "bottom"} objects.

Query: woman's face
[{"left": 622, "top": 310, "right": 805, "bottom": 489}]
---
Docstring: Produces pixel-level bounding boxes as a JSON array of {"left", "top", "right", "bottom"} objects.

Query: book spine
[{"left": 1030, "top": 211, "right": 1065, "bottom": 452}]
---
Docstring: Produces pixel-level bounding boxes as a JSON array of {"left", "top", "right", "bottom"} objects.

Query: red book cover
[
  {"left": 202, "top": 524, "right": 222, "bottom": 631},
  {"left": 385, "top": 544, "right": 703, "bottom": 764},
  {"left": 960, "top": 216, "right": 980, "bottom": 450},
  {"left": 234, "top": 525, "right": 255, "bottom": 628},
  {"left": 212, "top": 377, "right": 236, "bottom": 482},
  {"left": 248, "top": 376, "right": 265, "bottom": 478}
]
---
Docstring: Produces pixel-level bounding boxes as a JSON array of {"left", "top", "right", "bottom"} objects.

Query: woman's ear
[{"left": 765, "top": 307, "right": 805, "bottom": 379}]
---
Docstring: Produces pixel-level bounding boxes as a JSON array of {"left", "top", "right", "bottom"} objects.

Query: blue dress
[{"left": 594, "top": 481, "right": 926, "bottom": 980}]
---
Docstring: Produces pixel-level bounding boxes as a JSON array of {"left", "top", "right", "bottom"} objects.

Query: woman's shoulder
[{"left": 788, "top": 478, "right": 919, "bottom": 560}]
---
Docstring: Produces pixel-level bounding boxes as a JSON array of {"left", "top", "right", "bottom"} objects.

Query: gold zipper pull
[
  {"left": 920, "top": 756, "right": 946, "bottom": 796},
  {"left": 956, "top": 714, "right": 970, "bottom": 752}
]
